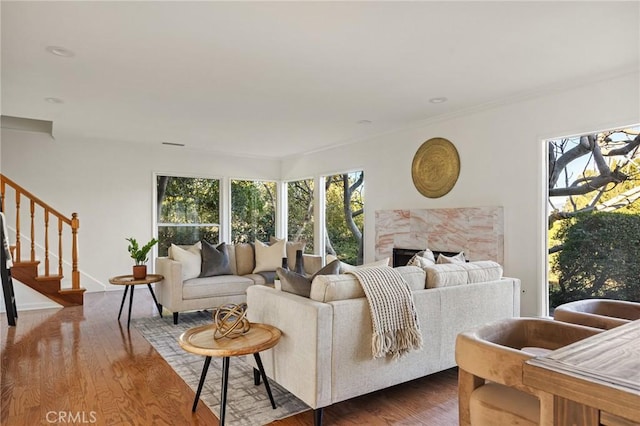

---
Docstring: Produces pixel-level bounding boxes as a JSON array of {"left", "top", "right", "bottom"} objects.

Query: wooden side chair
[
  {"left": 553, "top": 298, "right": 640, "bottom": 330},
  {"left": 455, "top": 317, "right": 601, "bottom": 426}
]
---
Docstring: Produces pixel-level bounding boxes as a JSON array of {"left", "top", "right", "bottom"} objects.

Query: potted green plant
[{"left": 126, "top": 237, "right": 158, "bottom": 279}]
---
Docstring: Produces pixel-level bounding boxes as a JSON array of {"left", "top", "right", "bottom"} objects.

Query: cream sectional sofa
[
  {"left": 246, "top": 265, "right": 521, "bottom": 425},
  {"left": 156, "top": 242, "right": 322, "bottom": 324}
]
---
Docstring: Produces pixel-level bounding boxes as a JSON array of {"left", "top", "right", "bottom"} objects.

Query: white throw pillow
[
  {"left": 169, "top": 243, "right": 201, "bottom": 281},
  {"left": 253, "top": 239, "right": 286, "bottom": 273},
  {"left": 269, "top": 236, "right": 306, "bottom": 270},
  {"left": 339, "top": 257, "right": 390, "bottom": 273},
  {"left": 436, "top": 251, "right": 466, "bottom": 264},
  {"left": 419, "top": 249, "right": 437, "bottom": 263},
  {"left": 407, "top": 254, "right": 436, "bottom": 268}
]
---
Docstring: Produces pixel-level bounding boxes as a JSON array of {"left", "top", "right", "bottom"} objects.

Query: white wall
[
  {"left": 281, "top": 71, "right": 640, "bottom": 316},
  {"left": 0, "top": 130, "right": 280, "bottom": 310}
]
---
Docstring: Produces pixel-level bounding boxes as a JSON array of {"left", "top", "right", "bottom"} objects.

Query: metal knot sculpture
[{"left": 212, "top": 303, "right": 251, "bottom": 339}]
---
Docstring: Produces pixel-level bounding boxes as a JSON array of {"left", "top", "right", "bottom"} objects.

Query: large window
[
  {"left": 156, "top": 175, "right": 220, "bottom": 256},
  {"left": 154, "top": 173, "right": 366, "bottom": 263},
  {"left": 325, "top": 171, "right": 364, "bottom": 265},
  {"left": 287, "top": 178, "right": 314, "bottom": 253},
  {"left": 231, "top": 179, "right": 276, "bottom": 243},
  {"left": 546, "top": 126, "right": 640, "bottom": 309}
]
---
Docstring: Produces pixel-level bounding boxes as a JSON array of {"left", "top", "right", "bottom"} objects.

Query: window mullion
[
  {"left": 315, "top": 175, "right": 326, "bottom": 261},
  {"left": 221, "top": 176, "right": 231, "bottom": 244},
  {"left": 277, "top": 180, "right": 287, "bottom": 240}
]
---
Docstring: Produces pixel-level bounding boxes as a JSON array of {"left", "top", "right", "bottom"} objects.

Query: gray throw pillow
[
  {"left": 200, "top": 241, "right": 232, "bottom": 277},
  {"left": 277, "top": 259, "right": 340, "bottom": 297}
]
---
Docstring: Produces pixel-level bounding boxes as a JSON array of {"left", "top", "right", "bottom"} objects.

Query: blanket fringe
[{"left": 372, "top": 327, "right": 424, "bottom": 360}]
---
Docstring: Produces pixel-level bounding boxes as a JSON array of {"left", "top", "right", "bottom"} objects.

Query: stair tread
[
  {"left": 12, "top": 260, "right": 40, "bottom": 267},
  {"left": 35, "top": 274, "right": 64, "bottom": 282},
  {"left": 59, "top": 288, "right": 86, "bottom": 294}
]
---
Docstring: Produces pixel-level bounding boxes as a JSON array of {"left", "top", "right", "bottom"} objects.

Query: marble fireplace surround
[{"left": 375, "top": 206, "right": 504, "bottom": 265}]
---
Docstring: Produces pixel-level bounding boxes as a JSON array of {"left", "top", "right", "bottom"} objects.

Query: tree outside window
[
  {"left": 156, "top": 175, "right": 220, "bottom": 256},
  {"left": 547, "top": 126, "right": 640, "bottom": 309},
  {"left": 231, "top": 180, "right": 276, "bottom": 243},
  {"left": 287, "top": 179, "right": 314, "bottom": 253},
  {"left": 325, "top": 171, "right": 364, "bottom": 265}
]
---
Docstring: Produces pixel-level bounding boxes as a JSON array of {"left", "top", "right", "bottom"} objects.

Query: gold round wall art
[{"left": 411, "top": 137, "right": 460, "bottom": 198}]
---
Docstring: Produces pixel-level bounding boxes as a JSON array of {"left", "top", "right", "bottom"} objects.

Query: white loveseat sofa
[
  {"left": 156, "top": 241, "right": 322, "bottom": 324},
  {"left": 246, "top": 265, "right": 521, "bottom": 425}
]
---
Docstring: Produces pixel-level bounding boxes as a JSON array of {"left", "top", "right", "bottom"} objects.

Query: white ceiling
[{"left": 1, "top": 1, "right": 638, "bottom": 159}]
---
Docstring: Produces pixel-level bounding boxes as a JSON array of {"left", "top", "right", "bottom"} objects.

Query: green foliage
[
  {"left": 287, "top": 179, "right": 315, "bottom": 253},
  {"left": 158, "top": 176, "right": 220, "bottom": 224},
  {"left": 325, "top": 172, "right": 364, "bottom": 265},
  {"left": 550, "top": 212, "right": 640, "bottom": 308},
  {"left": 157, "top": 173, "right": 364, "bottom": 264},
  {"left": 547, "top": 128, "right": 640, "bottom": 307},
  {"left": 126, "top": 237, "right": 158, "bottom": 265},
  {"left": 231, "top": 180, "right": 276, "bottom": 243},
  {"left": 286, "top": 173, "right": 365, "bottom": 263},
  {"left": 156, "top": 176, "right": 220, "bottom": 256},
  {"left": 157, "top": 226, "right": 219, "bottom": 257}
]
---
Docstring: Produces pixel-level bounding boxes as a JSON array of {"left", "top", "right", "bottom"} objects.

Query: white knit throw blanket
[{"left": 347, "top": 266, "right": 423, "bottom": 360}]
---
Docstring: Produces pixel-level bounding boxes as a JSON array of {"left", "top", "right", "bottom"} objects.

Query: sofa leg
[
  {"left": 173, "top": 312, "right": 179, "bottom": 325},
  {"left": 253, "top": 368, "right": 261, "bottom": 385},
  {"left": 314, "top": 408, "right": 323, "bottom": 426}
]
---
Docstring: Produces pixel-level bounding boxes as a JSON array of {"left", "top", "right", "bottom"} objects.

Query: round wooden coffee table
[
  {"left": 179, "top": 322, "right": 281, "bottom": 425},
  {"left": 108, "top": 274, "right": 164, "bottom": 329}
]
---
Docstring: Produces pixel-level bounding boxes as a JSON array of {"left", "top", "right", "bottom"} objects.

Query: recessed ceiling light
[
  {"left": 162, "top": 142, "right": 185, "bottom": 147},
  {"left": 46, "top": 45, "right": 75, "bottom": 58},
  {"left": 357, "top": 120, "right": 372, "bottom": 125},
  {"left": 429, "top": 97, "right": 448, "bottom": 104},
  {"left": 44, "top": 97, "right": 63, "bottom": 104}
]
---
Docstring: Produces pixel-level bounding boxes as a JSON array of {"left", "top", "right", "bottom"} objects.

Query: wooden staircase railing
[{"left": 0, "top": 174, "right": 84, "bottom": 306}]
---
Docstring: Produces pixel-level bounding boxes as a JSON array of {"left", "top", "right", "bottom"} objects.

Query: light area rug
[{"left": 131, "top": 311, "right": 310, "bottom": 425}]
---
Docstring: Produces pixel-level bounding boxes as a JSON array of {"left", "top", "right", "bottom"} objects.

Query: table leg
[
  {"left": 220, "top": 356, "right": 230, "bottom": 426},
  {"left": 192, "top": 356, "right": 212, "bottom": 412},
  {"left": 254, "top": 352, "right": 276, "bottom": 409},
  {"left": 146, "top": 283, "right": 163, "bottom": 317},
  {"left": 127, "top": 285, "right": 135, "bottom": 330},
  {"left": 254, "top": 368, "right": 261, "bottom": 385},
  {"left": 555, "top": 396, "right": 599, "bottom": 426},
  {"left": 117, "top": 285, "right": 129, "bottom": 320}
]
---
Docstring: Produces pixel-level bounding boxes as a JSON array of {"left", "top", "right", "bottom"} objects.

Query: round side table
[
  {"left": 179, "top": 322, "right": 281, "bottom": 425},
  {"left": 108, "top": 274, "right": 164, "bottom": 329}
]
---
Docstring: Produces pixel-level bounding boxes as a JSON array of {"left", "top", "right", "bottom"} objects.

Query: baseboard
[{"left": 1, "top": 300, "right": 63, "bottom": 313}]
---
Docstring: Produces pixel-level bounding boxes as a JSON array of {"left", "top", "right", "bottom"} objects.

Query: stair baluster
[
  {"left": 30, "top": 199, "right": 35, "bottom": 261},
  {"left": 58, "top": 218, "right": 63, "bottom": 277},
  {"left": 44, "top": 209, "right": 50, "bottom": 275},
  {"left": 14, "top": 188, "right": 20, "bottom": 261}
]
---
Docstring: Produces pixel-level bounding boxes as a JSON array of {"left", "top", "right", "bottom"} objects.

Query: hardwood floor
[{"left": 1, "top": 290, "right": 458, "bottom": 425}]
